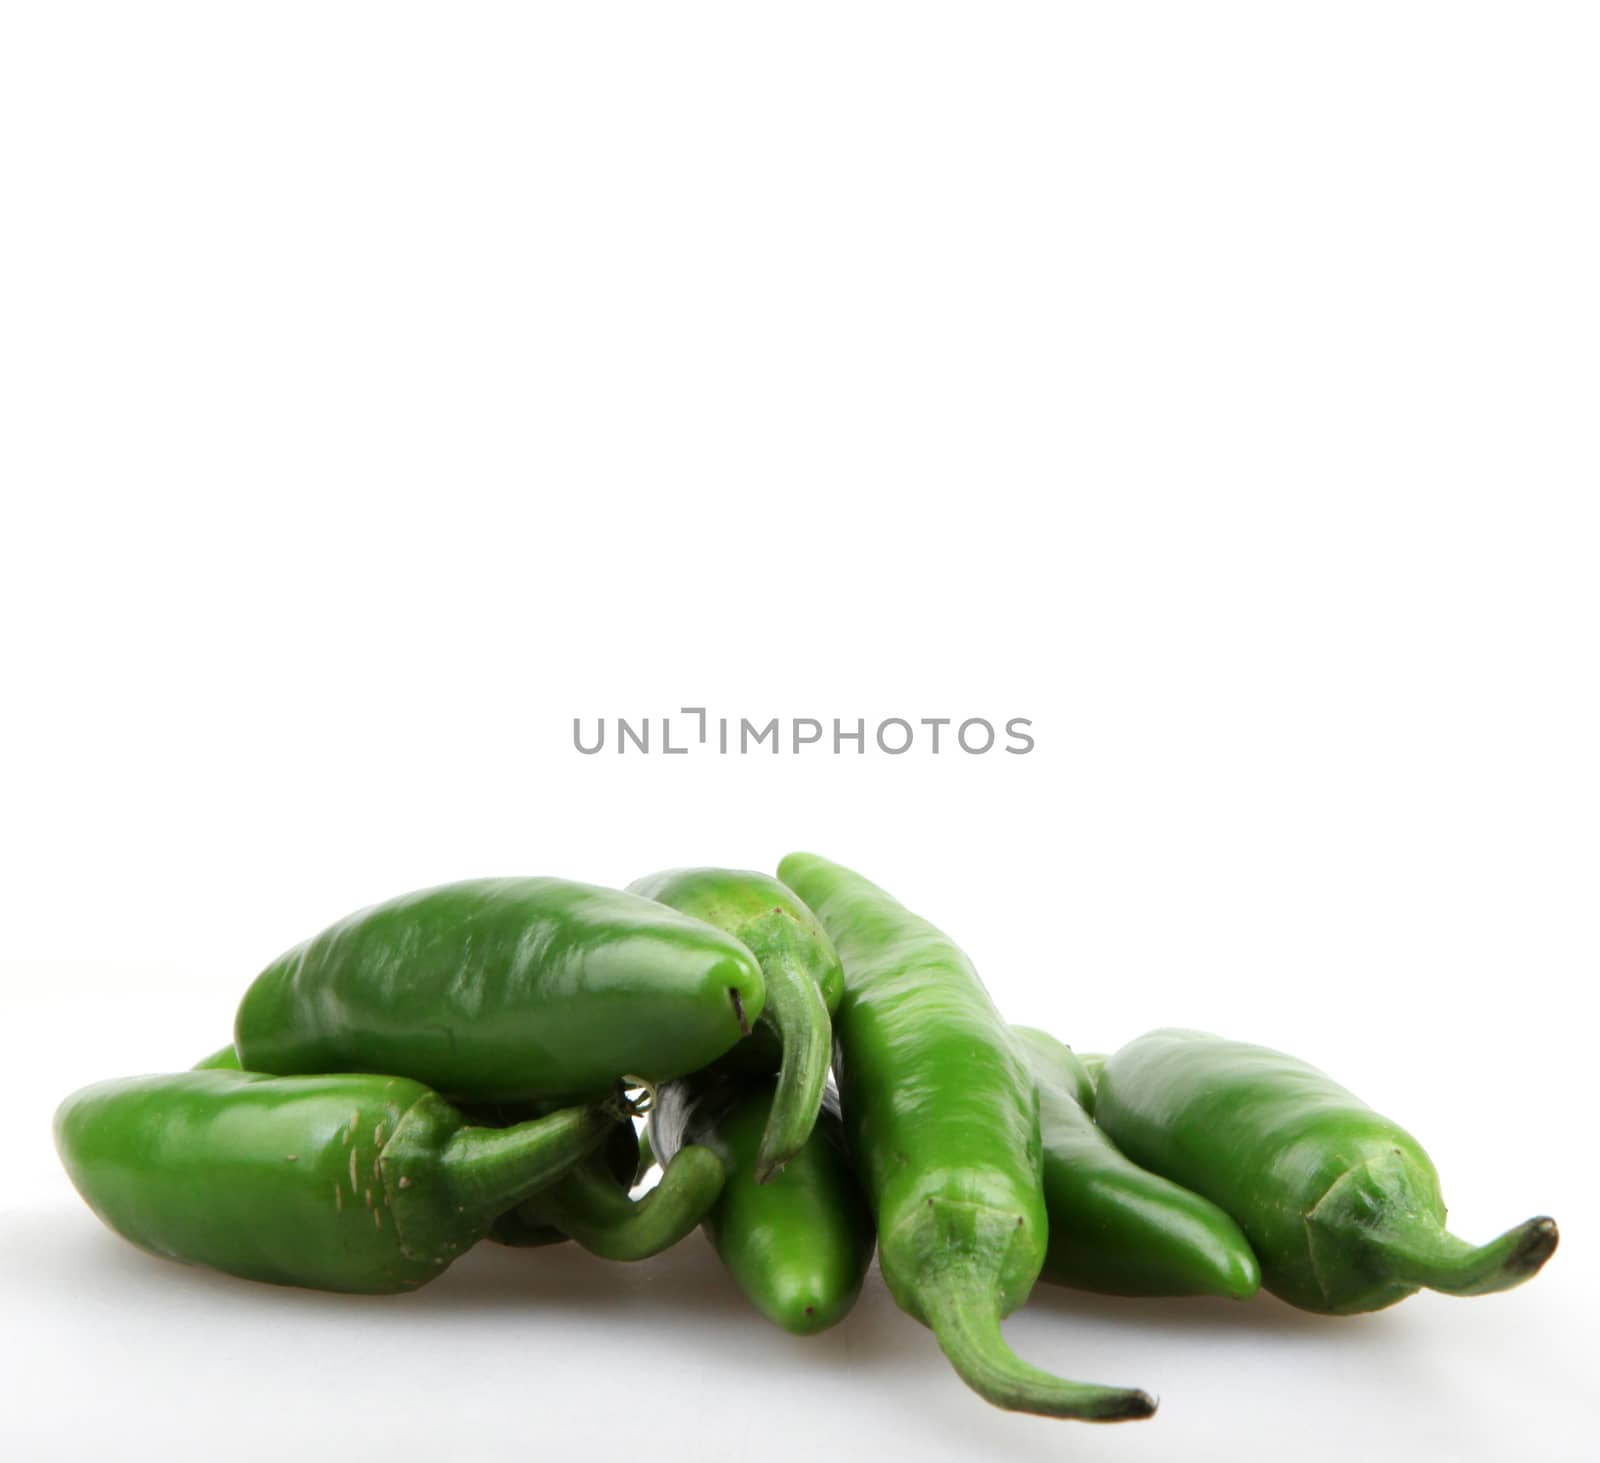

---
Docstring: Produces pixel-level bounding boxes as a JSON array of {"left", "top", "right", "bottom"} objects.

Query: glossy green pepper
[
  {"left": 777, "top": 853, "right": 1155, "bottom": 1423},
  {"left": 627, "top": 868, "right": 842, "bottom": 1181},
  {"left": 1095, "top": 1028, "right": 1560, "bottom": 1314},
  {"left": 1013, "top": 1026, "right": 1259, "bottom": 1300},
  {"left": 652, "top": 1073, "right": 874, "bottom": 1335},
  {"left": 55, "top": 1068, "right": 619, "bottom": 1293},
  {"left": 235, "top": 878, "right": 765, "bottom": 1103},
  {"left": 198, "top": 1044, "right": 714, "bottom": 1262}
]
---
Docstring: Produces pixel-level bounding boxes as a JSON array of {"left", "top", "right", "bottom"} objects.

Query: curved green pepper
[
  {"left": 653, "top": 1073, "right": 874, "bottom": 1335},
  {"left": 196, "top": 1045, "right": 691, "bottom": 1259},
  {"left": 1013, "top": 1026, "right": 1259, "bottom": 1300},
  {"left": 235, "top": 878, "right": 766, "bottom": 1103},
  {"left": 55, "top": 1069, "right": 618, "bottom": 1293},
  {"left": 1095, "top": 1028, "right": 1560, "bottom": 1314},
  {"left": 777, "top": 853, "right": 1155, "bottom": 1423},
  {"left": 194, "top": 1043, "right": 706, "bottom": 1260},
  {"left": 628, "top": 867, "right": 841, "bottom": 1181}
]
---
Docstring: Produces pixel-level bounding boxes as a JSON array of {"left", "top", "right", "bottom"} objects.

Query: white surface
[{"left": 2, "top": 4, "right": 1597, "bottom": 1460}]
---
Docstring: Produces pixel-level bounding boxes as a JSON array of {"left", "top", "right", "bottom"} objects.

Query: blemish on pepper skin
[
  {"left": 349, "top": 1149, "right": 360, "bottom": 1191},
  {"left": 335, "top": 1184, "right": 344, "bottom": 1213},
  {"left": 374, "top": 1124, "right": 385, "bottom": 1147},
  {"left": 365, "top": 1188, "right": 374, "bottom": 1208},
  {"left": 373, "top": 1208, "right": 382, "bottom": 1229},
  {"left": 286, "top": 1154, "right": 298, "bottom": 1162},
  {"left": 398, "top": 1176, "right": 412, "bottom": 1189}
]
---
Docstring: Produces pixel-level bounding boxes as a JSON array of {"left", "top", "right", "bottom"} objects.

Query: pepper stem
[
  {"left": 529, "top": 1144, "right": 725, "bottom": 1261},
  {"left": 917, "top": 1276, "right": 1157, "bottom": 1422},
  {"left": 751, "top": 944, "right": 833, "bottom": 1184},
  {"left": 439, "top": 1102, "right": 614, "bottom": 1220},
  {"left": 1378, "top": 1213, "right": 1559, "bottom": 1298}
]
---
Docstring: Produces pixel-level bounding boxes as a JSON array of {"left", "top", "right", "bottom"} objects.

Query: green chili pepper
[
  {"left": 777, "top": 853, "right": 1156, "bottom": 1423},
  {"left": 55, "top": 1069, "right": 619, "bottom": 1293},
  {"left": 193, "top": 1046, "right": 692, "bottom": 1258},
  {"left": 652, "top": 1073, "right": 874, "bottom": 1335},
  {"left": 1012, "top": 1026, "right": 1259, "bottom": 1300},
  {"left": 235, "top": 878, "right": 766, "bottom": 1103},
  {"left": 1095, "top": 1028, "right": 1560, "bottom": 1314},
  {"left": 627, "top": 868, "right": 841, "bottom": 1182}
]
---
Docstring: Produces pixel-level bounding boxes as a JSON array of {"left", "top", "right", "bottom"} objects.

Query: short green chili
[
  {"left": 777, "top": 853, "right": 1155, "bottom": 1423},
  {"left": 1013, "top": 1026, "right": 1259, "bottom": 1300},
  {"left": 627, "top": 868, "right": 841, "bottom": 1182},
  {"left": 55, "top": 1068, "right": 618, "bottom": 1293},
  {"left": 234, "top": 878, "right": 765, "bottom": 1103},
  {"left": 653, "top": 1073, "right": 874, "bottom": 1335},
  {"left": 195, "top": 1043, "right": 712, "bottom": 1262},
  {"left": 1095, "top": 1028, "right": 1560, "bottom": 1314}
]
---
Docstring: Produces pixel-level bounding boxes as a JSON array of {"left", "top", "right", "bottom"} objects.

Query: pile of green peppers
[{"left": 55, "top": 857, "right": 1559, "bottom": 1424}]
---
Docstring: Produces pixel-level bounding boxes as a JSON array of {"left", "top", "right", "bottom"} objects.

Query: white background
[{"left": 2, "top": 4, "right": 1596, "bottom": 1459}]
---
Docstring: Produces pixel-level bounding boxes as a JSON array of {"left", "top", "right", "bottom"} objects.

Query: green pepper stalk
[
  {"left": 653, "top": 1073, "right": 875, "bottom": 1335},
  {"left": 1095, "top": 1028, "right": 1559, "bottom": 1314},
  {"left": 494, "top": 1142, "right": 726, "bottom": 1261},
  {"left": 234, "top": 878, "right": 766, "bottom": 1104},
  {"left": 777, "top": 853, "right": 1156, "bottom": 1423},
  {"left": 460, "top": 1087, "right": 722, "bottom": 1261},
  {"left": 55, "top": 1069, "right": 621, "bottom": 1293},
  {"left": 1013, "top": 1026, "right": 1259, "bottom": 1300},
  {"left": 627, "top": 868, "right": 841, "bottom": 1182},
  {"left": 484, "top": 1116, "right": 643, "bottom": 1250}
]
